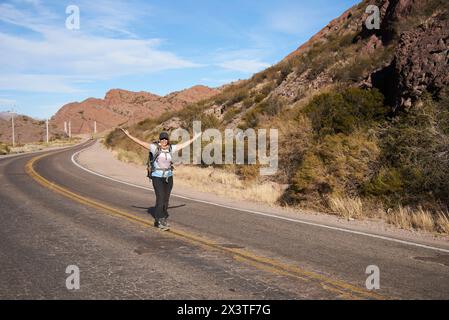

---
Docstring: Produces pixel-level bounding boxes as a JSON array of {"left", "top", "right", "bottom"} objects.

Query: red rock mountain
[{"left": 51, "top": 85, "right": 219, "bottom": 135}]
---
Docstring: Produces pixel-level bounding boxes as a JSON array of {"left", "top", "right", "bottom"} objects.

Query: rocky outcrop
[
  {"left": 361, "top": 34, "right": 383, "bottom": 54},
  {"left": 359, "top": 0, "right": 431, "bottom": 43},
  {"left": 379, "top": 0, "right": 416, "bottom": 42},
  {"left": 288, "top": 0, "right": 419, "bottom": 59},
  {"left": 393, "top": 12, "right": 449, "bottom": 108}
]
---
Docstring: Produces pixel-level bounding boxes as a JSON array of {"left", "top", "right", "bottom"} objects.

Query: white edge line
[{"left": 70, "top": 145, "right": 449, "bottom": 254}]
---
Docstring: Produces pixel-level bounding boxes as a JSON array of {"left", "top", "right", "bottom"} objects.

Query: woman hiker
[{"left": 121, "top": 128, "right": 201, "bottom": 231}]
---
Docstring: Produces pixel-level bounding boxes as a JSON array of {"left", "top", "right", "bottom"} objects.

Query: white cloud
[
  {"left": 200, "top": 78, "right": 237, "bottom": 86},
  {"left": 218, "top": 59, "right": 271, "bottom": 74},
  {"left": 0, "top": 1, "right": 201, "bottom": 93},
  {"left": 75, "top": 0, "right": 154, "bottom": 38},
  {"left": 0, "top": 98, "right": 17, "bottom": 106},
  {"left": 211, "top": 48, "right": 271, "bottom": 74},
  {"left": 13, "top": 0, "right": 41, "bottom": 5},
  {"left": 0, "top": 75, "right": 84, "bottom": 93}
]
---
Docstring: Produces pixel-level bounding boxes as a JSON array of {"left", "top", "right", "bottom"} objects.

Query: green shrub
[
  {"left": 338, "top": 32, "right": 356, "bottom": 47},
  {"left": 331, "top": 57, "right": 370, "bottom": 82},
  {"left": 362, "top": 167, "right": 404, "bottom": 198},
  {"left": 0, "top": 143, "right": 10, "bottom": 155},
  {"left": 254, "top": 93, "right": 266, "bottom": 104},
  {"left": 248, "top": 82, "right": 275, "bottom": 106},
  {"left": 307, "top": 51, "right": 335, "bottom": 80},
  {"left": 199, "top": 113, "right": 221, "bottom": 130},
  {"left": 286, "top": 131, "right": 380, "bottom": 203},
  {"left": 223, "top": 106, "right": 240, "bottom": 123},
  {"left": 242, "top": 97, "right": 254, "bottom": 109},
  {"left": 284, "top": 88, "right": 390, "bottom": 205},
  {"left": 224, "top": 88, "right": 249, "bottom": 107},
  {"left": 303, "top": 88, "right": 387, "bottom": 136},
  {"left": 241, "top": 108, "right": 260, "bottom": 129},
  {"left": 276, "top": 62, "right": 292, "bottom": 85},
  {"left": 365, "top": 93, "right": 449, "bottom": 206},
  {"left": 177, "top": 102, "right": 211, "bottom": 128},
  {"left": 214, "top": 81, "right": 250, "bottom": 106},
  {"left": 331, "top": 46, "right": 395, "bottom": 83},
  {"left": 291, "top": 151, "right": 325, "bottom": 195},
  {"left": 259, "top": 97, "right": 285, "bottom": 117},
  {"left": 260, "top": 82, "right": 275, "bottom": 96}
]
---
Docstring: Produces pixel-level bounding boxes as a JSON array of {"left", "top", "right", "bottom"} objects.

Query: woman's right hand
[{"left": 119, "top": 128, "right": 150, "bottom": 150}]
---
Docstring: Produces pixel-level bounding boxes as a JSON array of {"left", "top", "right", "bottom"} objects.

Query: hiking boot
[{"left": 159, "top": 218, "right": 170, "bottom": 230}]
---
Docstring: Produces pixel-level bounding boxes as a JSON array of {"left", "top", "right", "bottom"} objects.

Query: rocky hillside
[
  {"left": 52, "top": 85, "right": 219, "bottom": 135},
  {"left": 107, "top": 0, "right": 448, "bottom": 217}
]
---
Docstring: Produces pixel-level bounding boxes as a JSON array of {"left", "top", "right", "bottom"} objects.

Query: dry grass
[
  {"left": 385, "top": 206, "right": 449, "bottom": 234},
  {"left": 411, "top": 207, "right": 436, "bottom": 232},
  {"left": 174, "top": 165, "right": 284, "bottom": 205},
  {"left": 385, "top": 206, "right": 413, "bottom": 230},
  {"left": 7, "top": 138, "right": 80, "bottom": 154},
  {"left": 327, "top": 196, "right": 364, "bottom": 220},
  {"left": 328, "top": 197, "right": 449, "bottom": 235},
  {"left": 435, "top": 211, "right": 449, "bottom": 234}
]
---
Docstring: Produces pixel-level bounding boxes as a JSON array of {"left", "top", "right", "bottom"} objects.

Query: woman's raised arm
[
  {"left": 176, "top": 132, "right": 202, "bottom": 151},
  {"left": 120, "top": 128, "right": 150, "bottom": 150}
]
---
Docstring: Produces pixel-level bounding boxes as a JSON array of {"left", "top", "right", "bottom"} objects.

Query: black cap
[{"left": 159, "top": 131, "right": 169, "bottom": 141}]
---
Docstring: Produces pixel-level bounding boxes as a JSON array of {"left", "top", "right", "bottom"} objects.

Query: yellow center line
[{"left": 25, "top": 151, "right": 390, "bottom": 300}]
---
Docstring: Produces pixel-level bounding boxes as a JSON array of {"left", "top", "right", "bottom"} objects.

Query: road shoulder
[{"left": 75, "top": 140, "right": 449, "bottom": 250}]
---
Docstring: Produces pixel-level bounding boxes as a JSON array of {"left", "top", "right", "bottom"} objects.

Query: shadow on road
[{"left": 132, "top": 204, "right": 187, "bottom": 219}]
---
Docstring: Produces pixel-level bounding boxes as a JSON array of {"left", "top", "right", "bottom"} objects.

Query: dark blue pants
[{"left": 151, "top": 176, "right": 173, "bottom": 220}]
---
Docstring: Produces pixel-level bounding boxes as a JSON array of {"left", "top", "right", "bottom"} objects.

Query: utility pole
[
  {"left": 11, "top": 108, "right": 15, "bottom": 147},
  {"left": 68, "top": 120, "right": 72, "bottom": 138},
  {"left": 64, "top": 121, "right": 67, "bottom": 134},
  {"left": 46, "top": 119, "right": 49, "bottom": 144},
  {"left": 94, "top": 120, "right": 97, "bottom": 134}
]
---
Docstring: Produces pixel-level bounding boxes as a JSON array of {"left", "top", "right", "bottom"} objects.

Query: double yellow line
[{"left": 26, "top": 150, "right": 389, "bottom": 300}]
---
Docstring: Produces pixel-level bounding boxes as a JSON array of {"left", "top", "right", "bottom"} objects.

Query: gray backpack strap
[{"left": 147, "top": 142, "right": 161, "bottom": 176}]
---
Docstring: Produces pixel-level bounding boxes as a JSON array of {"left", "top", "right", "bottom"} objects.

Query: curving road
[{"left": 0, "top": 140, "right": 448, "bottom": 299}]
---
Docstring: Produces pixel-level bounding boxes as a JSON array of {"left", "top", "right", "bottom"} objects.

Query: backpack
[{"left": 147, "top": 141, "right": 173, "bottom": 178}]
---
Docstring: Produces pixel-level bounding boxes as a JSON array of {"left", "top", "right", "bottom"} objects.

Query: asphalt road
[{"left": 0, "top": 140, "right": 448, "bottom": 299}]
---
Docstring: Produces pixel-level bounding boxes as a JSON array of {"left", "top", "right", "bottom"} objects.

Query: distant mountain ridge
[
  {"left": 0, "top": 85, "right": 220, "bottom": 143},
  {"left": 51, "top": 85, "right": 220, "bottom": 135}
]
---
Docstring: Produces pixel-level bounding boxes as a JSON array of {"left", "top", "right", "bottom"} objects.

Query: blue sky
[{"left": 0, "top": 0, "right": 360, "bottom": 119}]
